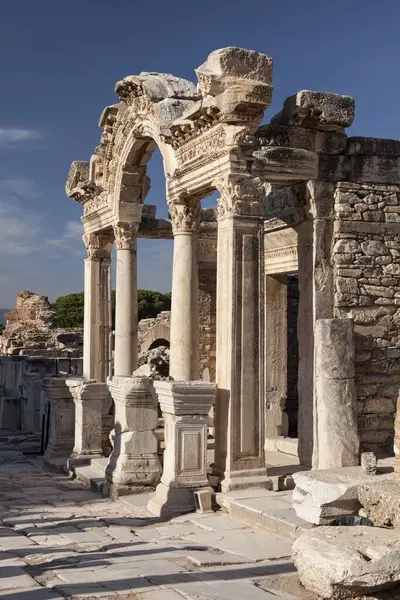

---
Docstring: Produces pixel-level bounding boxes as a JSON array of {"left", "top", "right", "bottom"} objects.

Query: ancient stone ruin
[
  {"left": 11, "top": 46, "right": 400, "bottom": 596},
  {"left": 0, "top": 291, "right": 83, "bottom": 357}
]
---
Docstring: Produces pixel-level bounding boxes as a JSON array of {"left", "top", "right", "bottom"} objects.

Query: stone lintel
[{"left": 252, "top": 146, "right": 318, "bottom": 183}]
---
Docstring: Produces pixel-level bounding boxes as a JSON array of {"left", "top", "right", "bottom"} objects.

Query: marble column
[
  {"left": 82, "top": 232, "right": 113, "bottom": 382},
  {"left": 113, "top": 222, "right": 139, "bottom": 377},
  {"left": 148, "top": 380, "right": 216, "bottom": 518},
  {"left": 43, "top": 377, "right": 75, "bottom": 465},
  {"left": 214, "top": 177, "right": 271, "bottom": 492},
  {"left": 168, "top": 201, "right": 200, "bottom": 381},
  {"left": 315, "top": 318, "right": 359, "bottom": 469}
]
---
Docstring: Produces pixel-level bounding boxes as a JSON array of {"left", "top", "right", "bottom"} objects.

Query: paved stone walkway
[{"left": 0, "top": 446, "right": 304, "bottom": 599}]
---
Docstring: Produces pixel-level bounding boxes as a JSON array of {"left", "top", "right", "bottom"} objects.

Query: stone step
[
  {"left": 264, "top": 450, "right": 305, "bottom": 491},
  {"left": 264, "top": 437, "right": 298, "bottom": 457},
  {"left": 216, "top": 488, "right": 311, "bottom": 541},
  {"left": 73, "top": 458, "right": 107, "bottom": 492}
]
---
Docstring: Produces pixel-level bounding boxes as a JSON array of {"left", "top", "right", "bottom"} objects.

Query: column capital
[
  {"left": 215, "top": 175, "right": 266, "bottom": 218},
  {"left": 83, "top": 231, "right": 113, "bottom": 259},
  {"left": 113, "top": 222, "right": 139, "bottom": 250},
  {"left": 168, "top": 200, "right": 201, "bottom": 234}
]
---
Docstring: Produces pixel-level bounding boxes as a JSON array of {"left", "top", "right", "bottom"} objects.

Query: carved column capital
[
  {"left": 216, "top": 176, "right": 266, "bottom": 218},
  {"left": 113, "top": 222, "right": 139, "bottom": 250},
  {"left": 83, "top": 232, "right": 113, "bottom": 259},
  {"left": 168, "top": 200, "right": 201, "bottom": 234}
]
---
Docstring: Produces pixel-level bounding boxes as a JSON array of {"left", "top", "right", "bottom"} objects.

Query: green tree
[
  {"left": 52, "top": 289, "right": 171, "bottom": 329},
  {"left": 52, "top": 292, "right": 85, "bottom": 328}
]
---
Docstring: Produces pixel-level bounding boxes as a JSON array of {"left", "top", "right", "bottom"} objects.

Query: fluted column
[
  {"left": 168, "top": 200, "right": 200, "bottom": 381},
  {"left": 214, "top": 176, "right": 270, "bottom": 492},
  {"left": 113, "top": 222, "right": 139, "bottom": 377},
  {"left": 82, "top": 232, "right": 113, "bottom": 382}
]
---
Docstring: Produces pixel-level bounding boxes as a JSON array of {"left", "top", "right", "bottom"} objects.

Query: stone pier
[
  {"left": 105, "top": 376, "right": 161, "bottom": 497},
  {"left": 148, "top": 380, "right": 216, "bottom": 518},
  {"left": 43, "top": 377, "right": 75, "bottom": 465}
]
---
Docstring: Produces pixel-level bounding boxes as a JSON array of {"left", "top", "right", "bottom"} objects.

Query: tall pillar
[
  {"left": 295, "top": 182, "right": 335, "bottom": 468},
  {"left": 82, "top": 232, "right": 113, "bottom": 382},
  {"left": 296, "top": 221, "right": 314, "bottom": 468},
  {"left": 214, "top": 177, "right": 270, "bottom": 492},
  {"left": 113, "top": 222, "right": 139, "bottom": 377},
  {"left": 168, "top": 201, "right": 200, "bottom": 381}
]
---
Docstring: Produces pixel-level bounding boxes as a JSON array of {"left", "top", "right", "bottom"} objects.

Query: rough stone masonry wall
[{"left": 333, "top": 182, "right": 400, "bottom": 456}]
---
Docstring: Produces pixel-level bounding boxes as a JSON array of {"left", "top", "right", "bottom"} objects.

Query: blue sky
[{"left": 0, "top": 0, "right": 399, "bottom": 308}]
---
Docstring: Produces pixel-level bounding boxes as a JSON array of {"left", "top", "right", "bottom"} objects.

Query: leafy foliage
[{"left": 52, "top": 290, "right": 171, "bottom": 329}]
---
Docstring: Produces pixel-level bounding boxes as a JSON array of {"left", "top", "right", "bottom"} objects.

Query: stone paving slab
[
  {"left": 0, "top": 566, "right": 39, "bottom": 590},
  {"left": 182, "top": 529, "right": 293, "bottom": 561},
  {"left": 0, "top": 438, "right": 304, "bottom": 599},
  {"left": 0, "top": 588, "right": 64, "bottom": 599}
]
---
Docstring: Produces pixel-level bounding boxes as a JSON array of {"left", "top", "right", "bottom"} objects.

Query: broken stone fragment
[
  {"left": 358, "top": 479, "right": 400, "bottom": 527},
  {"left": 274, "top": 90, "right": 355, "bottom": 131},
  {"left": 292, "top": 466, "right": 392, "bottom": 525},
  {"left": 293, "top": 526, "right": 400, "bottom": 599}
]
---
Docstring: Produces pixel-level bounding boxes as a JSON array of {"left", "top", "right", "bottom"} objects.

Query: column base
[
  {"left": 147, "top": 482, "right": 213, "bottom": 518},
  {"left": 216, "top": 468, "right": 272, "bottom": 493},
  {"left": 105, "top": 376, "right": 162, "bottom": 498},
  {"left": 104, "top": 453, "right": 161, "bottom": 497}
]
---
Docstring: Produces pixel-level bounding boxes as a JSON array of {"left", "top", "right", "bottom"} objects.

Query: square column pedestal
[
  {"left": 104, "top": 376, "right": 162, "bottom": 497},
  {"left": 148, "top": 381, "right": 216, "bottom": 519},
  {"left": 66, "top": 379, "right": 107, "bottom": 459},
  {"left": 43, "top": 377, "right": 75, "bottom": 466}
]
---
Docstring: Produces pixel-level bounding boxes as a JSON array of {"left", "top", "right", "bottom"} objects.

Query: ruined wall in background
[{"left": 333, "top": 182, "right": 400, "bottom": 456}]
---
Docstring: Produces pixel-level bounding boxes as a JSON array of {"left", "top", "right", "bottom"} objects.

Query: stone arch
[
  {"left": 141, "top": 322, "right": 171, "bottom": 354},
  {"left": 102, "top": 73, "right": 200, "bottom": 214}
]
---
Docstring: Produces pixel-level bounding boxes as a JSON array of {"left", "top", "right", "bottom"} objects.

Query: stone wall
[
  {"left": 138, "top": 311, "right": 171, "bottom": 356},
  {"left": 333, "top": 182, "right": 400, "bottom": 456},
  {"left": 0, "top": 356, "right": 83, "bottom": 433}
]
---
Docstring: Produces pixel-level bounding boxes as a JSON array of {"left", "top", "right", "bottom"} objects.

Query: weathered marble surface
[{"left": 293, "top": 526, "right": 400, "bottom": 599}]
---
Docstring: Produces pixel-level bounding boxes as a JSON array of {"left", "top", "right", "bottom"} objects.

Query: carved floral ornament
[
  {"left": 83, "top": 232, "right": 113, "bottom": 259},
  {"left": 216, "top": 176, "right": 266, "bottom": 218},
  {"left": 168, "top": 201, "right": 201, "bottom": 234},
  {"left": 113, "top": 222, "right": 139, "bottom": 250}
]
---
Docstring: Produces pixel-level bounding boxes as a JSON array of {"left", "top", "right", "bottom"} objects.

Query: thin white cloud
[
  {"left": 0, "top": 179, "right": 42, "bottom": 201},
  {"left": 0, "top": 128, "right": 41, "bottom": 145},
  {"left": 48, "top": 220, "right": 83, "bottom": 253},
  {"left": 0, "top": 203, "right": 41, "bottom": 256}
]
